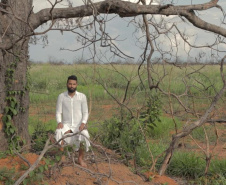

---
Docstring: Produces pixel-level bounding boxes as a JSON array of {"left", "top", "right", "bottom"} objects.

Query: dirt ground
[
  {"left": 0, "top": 147, "right": 180, "bottom": 185},
  {"left": 5, "top": 103, "right": 223, "bottom": 185}
]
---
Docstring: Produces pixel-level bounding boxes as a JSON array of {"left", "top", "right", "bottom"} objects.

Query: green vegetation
[
  {"left": 167, "top": 152, "right": 205, "bottom": 178},
  {"left": 135, "top": 141, "right": 167, "bottom": 169},
  {"left": 148, "top": 116, "right": 181, "bottom": 139},
  {"left": 30, "top": 122, "right": 54, "bottom": 152},
  {"left": 167, "top": 152, "right": 226, "bottom": 184},
  {"left": 191, "top": 125, "right": 218, "bottom": 143},
  {"left": 2, "top": 57, "right": 27, "bottom": 153},
  {"left": 0, "top": 167, "right": 17, "bottom": 185},
  {"left": 27, "top": 63, "right": 225, "bottom": 184}
]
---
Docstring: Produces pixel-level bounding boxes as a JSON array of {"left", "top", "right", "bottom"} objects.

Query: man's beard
[{"left": 67, "top": 87, "right": 76, "bottom": 93}]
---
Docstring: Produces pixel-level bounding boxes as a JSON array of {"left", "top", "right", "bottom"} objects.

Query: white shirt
[{"left": 56, "top": 91, "right": 89, "bottom": 128}]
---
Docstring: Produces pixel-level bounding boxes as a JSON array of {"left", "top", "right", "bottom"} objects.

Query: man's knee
[
  {"left": 55, "top": 129, "right": 61, "bottom": 135},
  {"left": 64, "top": 130, "right": 72, "bottom": 135},
  {"left": 81, "top": 130, "right": 90, "bottom": 139}
]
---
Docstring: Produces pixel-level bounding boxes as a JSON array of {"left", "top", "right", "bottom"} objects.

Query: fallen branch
[
  {"left": 14, "top": 131, "right": 84, "bottom": 185},
  {"left": 14, "top": 139, "right": 52, "bottom": 185},
  {"left": 14, "top": 151, "right": 31, "bottom": 167},
  {"left": 206, "top": 119, "right": 226, "bottom": 123}
]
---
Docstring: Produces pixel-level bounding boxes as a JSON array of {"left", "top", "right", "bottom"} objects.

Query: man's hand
[
  {"left": 79, "top": 123, "right": 86, "bottom": 131},
  {"left": 57, "top": 122, "right": 64, "bottom": 129}
]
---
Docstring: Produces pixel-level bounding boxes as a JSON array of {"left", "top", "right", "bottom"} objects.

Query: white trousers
[{"left": 55, "top": 124, "right": 91, "bottom": 152}]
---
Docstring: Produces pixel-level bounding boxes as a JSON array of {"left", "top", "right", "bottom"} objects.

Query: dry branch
[{"left": 158, "top": 56, "right": 226, "bottom": 175}]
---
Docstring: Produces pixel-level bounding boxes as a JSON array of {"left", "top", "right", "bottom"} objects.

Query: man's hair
[{"left": 67, "top": 75, "right": 77, "bottom": 83}]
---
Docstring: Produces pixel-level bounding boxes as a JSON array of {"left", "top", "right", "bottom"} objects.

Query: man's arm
[
  {"left": 79, "top": 94, "right": 89, "bottom": 131},
  {"left": 56, "top": 94, "right": 63, "bottom": 129}
]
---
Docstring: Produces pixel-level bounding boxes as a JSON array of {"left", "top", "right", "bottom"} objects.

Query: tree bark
[
  {"left": 0, "top": 0, "right": 32, "bottom": 151},
  {"left": 30, "top": 0, "right": 226, "bottom": 37}
]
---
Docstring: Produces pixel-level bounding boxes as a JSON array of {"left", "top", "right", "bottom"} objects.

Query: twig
[
  {"left": 14, "top": 139, "right": 52, "bottom": 185},
  {"left": 14, "top": 151, "right": 31, "bottom": 167}
]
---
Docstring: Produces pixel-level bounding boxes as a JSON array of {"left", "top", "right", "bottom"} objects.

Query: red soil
[{"left": 0, "top": 152, "right": 178, "bottom": 185}]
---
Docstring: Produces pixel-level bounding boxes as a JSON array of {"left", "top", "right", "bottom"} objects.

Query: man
[{"left": 55, "top": 75, "right": 90, "bottom": 167}]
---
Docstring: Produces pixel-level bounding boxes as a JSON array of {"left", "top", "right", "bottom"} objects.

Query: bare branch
[
  {"left": 159, "top": 58, "right": 226, "bottom": 175},
  {"left": 31, "top": 1, "right": 226, "bottom": 38}
]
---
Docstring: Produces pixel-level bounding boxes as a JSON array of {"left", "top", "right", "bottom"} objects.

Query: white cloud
[
  {"left": 30, "top": 0, "right": 226, "bottom": 63},
  {"left": 33, "top": 0, "right": 85, "bottom": 13}
]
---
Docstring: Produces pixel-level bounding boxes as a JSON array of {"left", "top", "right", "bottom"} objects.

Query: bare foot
[
  {"left": 60, "top": 155, "right": 66, "bottom": 162},
  {"left": 58, "top": 155, "right": 66, "bottom": 165},
  {"left": 59, "top": 147, "right": 64, "bottom": 152},
  {"left": 78, "top": 158, "right": 87, "bottom": 167}
]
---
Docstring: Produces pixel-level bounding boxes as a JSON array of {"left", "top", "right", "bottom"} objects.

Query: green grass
[
  {"left": 28, "top": 117, "right": 56, "bottom": 135},
  {"left": 135, "top": 140, "right": 167, "bottom": 169},
  {"left": 167, "top": 152, "right": 205, "bottom": 178},
  {"left": 209, "top": 158, "right": 226, "bottom": 177},
  {"left": 28, "top": 63, "right": 224, "bottom": 123},
  {"left": 191, "top": 125, "right": 218, "bottom": 143},
  {"left": 158, "top": 64, "right": 223, "bottom": 96},
  {"left": 149, "top": 116, "right": 182, "bottom": 139},
  {"left": 28, "top": 63, "right": 226, "bottom": 184},
  {"left": 0, "top": 167, "right": 17, "bottom": 185},
  {"left": 188, "top": 159, "right": 226, "bottom": 185},
  {"left": 166, "top": 152, "right": 226, "bottom": 183},
  {"left": 29, "top": 63, "right": 224, "bottom": 109},
  {"left": 29, "top": 117, "right": 55, "bottom": 152},
  {"left": 30, "top": 63, "right": 223, "bottom": 91}
]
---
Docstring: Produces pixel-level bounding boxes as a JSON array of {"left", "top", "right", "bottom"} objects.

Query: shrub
[
  {"left": 30, "top": 120, "right": 54, "bottom": 152},
  {"left": 209, "top": 159, "right": 226, "bottom": 177},
  {"left": 100, "top": 116, "right": 124, "bottom": 150},
  {"left": 190, "top": 174, "right": 226, "bottom": 185},
  {"left": 167, "top": 152, "right": 226, "bottom": 183},
  {"left": 0, "top": 167, "right": 17, "bottom": 185},
  {"left": 135, "top": 141, "right": 167, "bottom": 169},
  {"left": 148, "top": 116, "right": 181, "bottom": 139},
  {"left": 100, "top": 95, "right": 163, "bottom": 167},
  {"left": 139, "top": 95, "right": 162, "bottom": 134},
  {"left": 100, "top": 113, "right": 150, "bottom": 167},
  {"left": 166, "top": 152, "right": 205, "bottom": 178}
]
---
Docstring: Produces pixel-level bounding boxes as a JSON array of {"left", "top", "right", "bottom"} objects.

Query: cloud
[
  {"left": 30, "top": 0, "right": 226, "bottom": 63},
  {"left": 33, "top": 0, "right": 85, "bottom": 13},
  {"left": 29, "top": 28, "right": 76, "bottom": 62}
]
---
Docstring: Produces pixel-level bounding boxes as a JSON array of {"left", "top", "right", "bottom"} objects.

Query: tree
[{"left": 0, "top": 0, "right": 225, "bottom": 175}]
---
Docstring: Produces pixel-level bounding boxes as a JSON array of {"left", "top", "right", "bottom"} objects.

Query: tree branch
[{"left": 30, "top": 0, "right": 226, "bottom": 38}]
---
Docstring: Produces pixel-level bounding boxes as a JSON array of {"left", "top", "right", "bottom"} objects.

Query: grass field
[
  {"left": 28, "top": 63, "right": 226, "bottom": 184},
  {"left": 29, "top": 63, "right": 225, "bottom": 125}
]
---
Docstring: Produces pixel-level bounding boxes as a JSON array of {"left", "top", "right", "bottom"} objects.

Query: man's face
[{"left": 67, "top": 79, "right": 77, "bottom": 93}]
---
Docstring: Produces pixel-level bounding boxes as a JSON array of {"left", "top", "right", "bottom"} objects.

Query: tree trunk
[{"left": 0, "top": 0, "right": 32, "bottom": 151}]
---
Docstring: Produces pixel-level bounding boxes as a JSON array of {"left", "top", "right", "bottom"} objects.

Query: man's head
[{"left": 67, "top": 75, "right": 77, "bottom": 93}]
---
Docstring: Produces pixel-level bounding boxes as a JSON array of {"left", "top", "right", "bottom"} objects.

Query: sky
[{"left": 29, "top": 0, "right": 226, "bottom": 63}]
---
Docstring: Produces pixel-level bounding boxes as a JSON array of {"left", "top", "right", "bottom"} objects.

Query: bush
[
  {"left": 135, "top": 141, "right": 167, "bottom": 169},
  {"left": 30, "top": 120, "right": 54, "bottom": 152},
  {"left": 190, "top": 174, "right": 226, "bottom": 185},
  {"left": 167, "top": 152, "right": 205, "bottom": 178},
  {"left": 139, "top": 95, "right": 162, "bottom": 134},
  {"left": 100, "top": 116, "right": 144, "bottom": 156},
  {"left": 0, "top": 167, "right": 17, "bottom": 185},
  {"left": 148, "top": 116, "right": 181, "bottom": 139},
  {"left": 100, "top": 95, "right": 163, "bottom": 166},
  {"left": 209, "top": 159, "right": 226, "bottom": 177},
  {"left": 100, "top": 116, "right": 124, "bottom": 150},
  {"left": 167, "top": 152, "right": 226, "bottom": 183}
]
